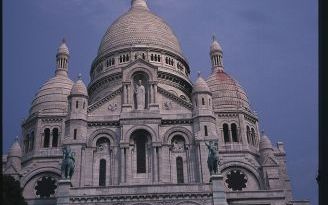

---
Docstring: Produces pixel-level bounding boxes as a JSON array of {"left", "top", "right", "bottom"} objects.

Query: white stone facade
[{"left": 4, "top": 1, "right": 309, "bottom": 205}]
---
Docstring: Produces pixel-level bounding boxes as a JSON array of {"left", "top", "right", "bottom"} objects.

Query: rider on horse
[{"left": 61, "top": 146, "right": 75, "bottom": 179}]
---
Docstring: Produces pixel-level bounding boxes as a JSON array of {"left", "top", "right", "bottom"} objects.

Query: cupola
[{"left": 210, "top": 35, "right": 224, "bottom": 72}]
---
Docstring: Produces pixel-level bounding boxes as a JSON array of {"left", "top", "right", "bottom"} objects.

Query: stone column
[
  {"left": 120, "top": 147, "right": 126, "bottom": 184},
  {"left": 211, "top": 175, "right": 228, "bottom": 205},
  {"left": 154, "top": 84, "right": 158, "bottom": 104},
  {"left": 152, "top": 146, "right": 159, "bottom": 183},
  {"left": 56, "top": 179, "right": 71, "bottom": 205}
]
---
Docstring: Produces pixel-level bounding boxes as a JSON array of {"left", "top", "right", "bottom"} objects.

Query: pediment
[
  {"left": 158, "top": 87, "right": 192, "bottom": 112},
  {"left": 4, "top": 165, "right": 18, "bottom": 174},
  {"left": 262, "top": 156, "right": 278, "bottom": 166},
  {"left": 88, "top": 87, "right": 122, "bottom": 113}
]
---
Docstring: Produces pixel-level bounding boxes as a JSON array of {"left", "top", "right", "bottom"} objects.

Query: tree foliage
[{"left": 2, "top": 175, "right": 28, "bottom": 205}]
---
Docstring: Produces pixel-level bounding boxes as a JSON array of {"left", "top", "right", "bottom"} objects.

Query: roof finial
[
  {"left": 62, "top": 38, "right": 66, "bottom": 44},
  {"left": 15, "top": 136, "right": 19, "bottom": 141},
  {"left": 78, "top": 73, "right": 82, "bottom": 80},
  {"left": 197, "top": 71, "right": 201, "bottom": 77},
  {"left": 212, "top": 34, "right": 217, "bottom": 42},
  {"left": 131, "top": 0, "right": 149, "bottom": 10}
]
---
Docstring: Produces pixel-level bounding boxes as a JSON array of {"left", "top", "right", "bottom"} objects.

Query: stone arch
[
  {"left": 21, "top": 166, "right": 61, "bottom": 188},
  {"left": 88, "top": 128, "right": 117, "bottom": 147},
  {"left": 125, "top": 64, "right": 155, "bottom": 82},
  {"left": 125, "top": 125, "right": 156, "bottom": 143},
  {"left": 220, "top": 161, "right": 264, "bottom": 190},
  {"left": 163, "top": 127, "right": 192, "bottom": 145}
]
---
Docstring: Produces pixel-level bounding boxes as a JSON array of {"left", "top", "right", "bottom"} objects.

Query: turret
[
  {"left": 192, "top": 72, "right": 213, "bottom": 117},
  {"left": 5, "top": 137, "right": 22, "bottom": 180},
  {"left": 259, "top": 131, "right": 281, "bottom": 190},
  {"left": 65, "top": 74, "right": 88, "bottom": 144},
  {"left": 192, "top": 73, "right": 217, "bottom": 183},
  {"left": 210, "top": 35, "right": 224, "bottom": 72},
  {"left": 68, "top": 74, "right": 88, "bottom": 120}
]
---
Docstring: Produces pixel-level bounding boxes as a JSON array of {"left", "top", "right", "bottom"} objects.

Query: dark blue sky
[{"left": 3, "top": 0, "right": 317, "bottom": 204}]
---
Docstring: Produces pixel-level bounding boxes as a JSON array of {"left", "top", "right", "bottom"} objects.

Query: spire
[
  {"left": 210, "top": 34, "right": 224, "bottom": 72},
  {"left": 131, "top": 0, "right": 149, "bottom": 10},
  {"left": 55, "top": 38, "right": 70, "bottom": 77}
]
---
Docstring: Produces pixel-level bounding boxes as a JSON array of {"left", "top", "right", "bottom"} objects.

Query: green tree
[{"left": 2, "top": 175, "right": 28, "bottom": 205}]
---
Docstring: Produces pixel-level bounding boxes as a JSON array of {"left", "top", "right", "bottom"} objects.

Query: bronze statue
[
  {"left": 61, "top": 146, "right": 75, "bottom": 179},
  {"left": 205, "top": 141, "right": 219, "bottom": 175}
]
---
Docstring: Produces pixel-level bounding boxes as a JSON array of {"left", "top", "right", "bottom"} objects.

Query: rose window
[
  {"left": 225, "top": 170, "right": 248, "bottom": 191},
  {"left": 35, "top": 176, "right": 57, "bottom": 198}
]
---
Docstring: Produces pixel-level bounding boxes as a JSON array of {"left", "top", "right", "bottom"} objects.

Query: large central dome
[{"left": 97, "top": 0, "right": 183, "bottom": 57}]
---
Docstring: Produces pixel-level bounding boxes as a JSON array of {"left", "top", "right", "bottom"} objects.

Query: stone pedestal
[
  {"left": 56, "top": 179, "right": 72, "bottom": 205},
  {"left": 211, "top": 175, "right": 228, "bottom": 205}
]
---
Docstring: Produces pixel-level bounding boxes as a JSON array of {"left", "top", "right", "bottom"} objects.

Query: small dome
[
  {"left": 193, "top": 74, "right": 211, "bottom": 93},
  {"left": 57, "top": 39, "right": 69, "bottom": 55},
  {"left": 210, "top": 37, "right": 222, "bottom": 53},
  {"left": 70, "top": 77, "right": 88, "bottom": 96},
  {"left": 97, "top": 0, "right": 183, "bottom": 58},
  {"left": 259, "top": 133, "right": 273, "bottom": 150},
  {"left": 8, "top": 138, "right": 22, "bottom": 158},
  {"left": 30, "top": 76, "right": 73, "bottom": 115},
  {"left": 207, "top": 71, "right": 250, "bottom": 110}
]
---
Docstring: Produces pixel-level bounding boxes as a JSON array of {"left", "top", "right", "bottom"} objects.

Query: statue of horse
[
  {"left": 61, "top": 146, "right": 75, "bottom": 179},
  {"left": 205, "top": 141, "right": 219, "bottom": 175}
]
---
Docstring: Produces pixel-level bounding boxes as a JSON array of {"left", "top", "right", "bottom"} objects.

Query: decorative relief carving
[
  {"left": 171, "top": 137, "right": 185, "bottom": 152},
  {"left": 88, "top": 121, "right": 120, "bottom": 127},
  {"left": 163, "top": 101, "right": 173, "bottom": 110},
  {"left": 161, "top": 119, "right": 193, "bottom": 125},
  {"left": 108, "top": 103, "right": 118, "bottom": 111}
]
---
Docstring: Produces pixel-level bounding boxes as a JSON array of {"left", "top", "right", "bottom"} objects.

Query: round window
[
  {"left": 35, "top": 176, "right": 57, "bottom": 198},
  {"left": 225, "top": 170, "right": 248, "bottom": 191}
]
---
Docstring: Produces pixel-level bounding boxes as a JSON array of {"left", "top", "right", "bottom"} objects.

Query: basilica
[{"left": 3, "top": 0, "right": 309, "bottom": 205}]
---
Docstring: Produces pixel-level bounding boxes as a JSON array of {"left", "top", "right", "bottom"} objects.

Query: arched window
[
  {"left": 52, "top": 128, "right": 59, "bottom": 147},
  {"left": 231, "top": 123, "right": 238, "bottom": 142},
  {"left": 151, "top": 54, "right": 154, "bottom": 61},
  {"left": 24, "top": 134, "right": 29, "bottom": 153},
  {"left": 223, "top": 124, "right": 230, "bottom": 143},
  {"left": 76, "top": 101, "right": 79, "bottom": 109},
  {"left": 142, "top": 53, "right": 145, "bottom": 60},
  {"left": 29, "top": 132, "right": 34, "bottom": 151},
  {"left": 204, "top": 125, "right": 208, "bottom": 136},
  {"left": 44, "top": 128, "right": 50, "bottom": 148},
  {"left": 209, "top": 99, "right": 211, "bottom": 106},
  {"left": 136, "top": 135, "right": 147, "bottom": 173},
  {"left": 202, "top": 98, "right": 205, "bottom": 105},
  {"left": 251, "top": 128, "right": 256, "bottom": 145},
  {"left": 83, "top": 101, "right": 86, "bottom": 109},
  {"left": 176, "top": 157, "right": 184, "bottom": 184},
  {"left": 246, "top": 126, "right": 251, "bottom": 144},
  {"left": 73, "top": 129, "right": 77, "bottom": 140},
  {"left": 99, "top": 159, "right": 106, "bottom": 186}
]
